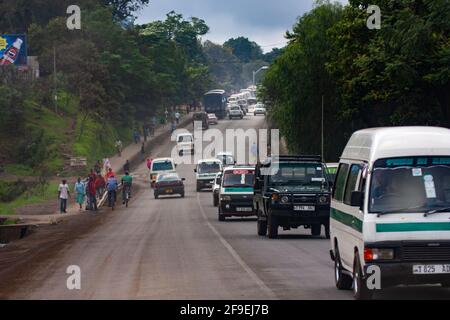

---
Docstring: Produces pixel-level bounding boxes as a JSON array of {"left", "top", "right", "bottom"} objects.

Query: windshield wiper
[
  {"left": 373, "top": 205, "right": 426, "bottom": 217},
  {"left": 424, "top": 207, "right": 450, "bottom": 217}
]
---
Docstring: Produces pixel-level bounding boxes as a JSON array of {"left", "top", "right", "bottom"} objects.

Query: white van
[
  {"left": 150, "top": 157, "right": 177, "bottom": 187},
  {"left": 194, "top": 159, "right": 223, "bottom": 191},
  {"left": 176, "top": 133, "right": 194, "bottom": 156},
  {"left": 330, "top": 127, "right": 450, "bottom": 299}
]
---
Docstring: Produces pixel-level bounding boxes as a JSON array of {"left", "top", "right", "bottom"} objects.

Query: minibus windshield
[
  {"left": 268, "top": 163, "right": 328, "bottom": 191},
  {"left": 369, "top": 157, "right": 450, "bottom": 214}
]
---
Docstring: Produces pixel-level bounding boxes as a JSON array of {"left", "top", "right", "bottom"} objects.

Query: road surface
[{"left": 1, "top": 114, "right": 449, "bottom": 299}]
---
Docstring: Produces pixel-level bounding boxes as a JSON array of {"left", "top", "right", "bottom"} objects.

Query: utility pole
[
  {"left": 321, "top": 95, "right": 324, "bottom": 162},
  {"left": 53, "top": 44, "right": 57, "bottom": 114}
]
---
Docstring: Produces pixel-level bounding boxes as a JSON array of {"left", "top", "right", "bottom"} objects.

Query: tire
[
  {"left": 240, "top": 115, "right": 243, "bottom": 119},
  {"left": 311, "top": 224, "right": 321, "bottom": 237},
  {"left": 180, "top": 192, "right": 185, "bottom": 198},
  {"left": 267, "top": 212, "right": 278, "bottom": 239},
  {"left": 213, "top": 193, "right": 218, "bottom": 206},
  {"left": 154, "top": 193, "right": 159, "bottom": 199},
  {"left": 334, "top": 244, "right": 353, "bottom": 290},
  {"left": 196, "top": 182, "right": 201, "bottom": 192},
  {"left": 325, "top": 223, "right": 330, "bottom": 239},
  {"left": 218, "top": 207, "right": 225, "bottom": 221},
  {"left": 257, "top": 214, "right": 267, "bottom": 236},
  {"left": 229, "top": 116, "right": 232, "bottom": 120},
  {"left": 353, "top": 253, "right": 374, "bottom": 300}
]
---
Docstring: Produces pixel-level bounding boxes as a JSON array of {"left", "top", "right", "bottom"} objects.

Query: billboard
[{"left": 0, "top": 34, "right": 27, "bottom": 66}]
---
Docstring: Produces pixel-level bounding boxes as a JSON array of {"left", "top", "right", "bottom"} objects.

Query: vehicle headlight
[
  {"left": 319, "top": 195, "right": 329, "bottom": 204},
  {"left": 364, "top": 248, "right": 394, "bottom": 261},
  {"left": 221, "top": 195, "right": 231, "bottom": 201},
  {"left": 280, "top": 196, "right": 290, "bottom": 204}
]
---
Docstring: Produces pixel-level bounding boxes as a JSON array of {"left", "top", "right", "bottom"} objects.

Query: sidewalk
[{"left": 0, "top": 113, "right": 194, "bottom": 225}]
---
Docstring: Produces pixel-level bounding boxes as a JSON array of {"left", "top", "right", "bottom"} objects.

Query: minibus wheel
[
  {"left": 353, "top": 254, "right": 373, "bottom": 300},
  {"left": 267, "top": 212, "right": 278, "bottom": 239},
  {"left": 334, "top": 244, "right": 352, "bottom": 290},
  {"left": 325, "top": 224, "right": 330, "bottom": 239},
  {"left": 257, "top": 212, "right": 267, "bottom": 236}
]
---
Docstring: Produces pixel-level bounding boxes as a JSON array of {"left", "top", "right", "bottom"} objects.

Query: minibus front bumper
[{"left": 364, "top": 261, "right": 450, "bottom": 287}]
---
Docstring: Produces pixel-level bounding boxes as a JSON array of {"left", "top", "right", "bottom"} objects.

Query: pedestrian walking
[
  {"left": 146, "top": 158, "right": 152, "bottom": 170},
  {"left": 123, "top": 160, "right": 131, "bottom": 173},
  {"left": 133, "top": 130, "right": 140, "bottom": 144},
  {"left": 140, "top": 142, "right": 145, "bottom": 161},
  {"left": 106, "top": 167, "right": 115, "bottom": 179},
  {"left": 115, "top": 139, "right": 123, "bottom": 157},
  {"left": 175, "top": 111, "right": 180, "bottom": 124},
  {"left": 95, "top": 174, "right": 106, "bottom": 198},
  {"left": 87, "top": 176, "right": 97, "bottom": 211},
  {"left": 74, "top": 178, "right": 86, "bottom": 210},
  {"left": 171, "top": 121, "right": 177, "bottom": 133},
  {"left": 106, "top": 174, "right": 118, "bottom": 209},
  {"left": 58, "top": 179, "right": 70, "bottom": 214},
  {"left": 94, "top": 160, "right": 102, "bottom": 175}
]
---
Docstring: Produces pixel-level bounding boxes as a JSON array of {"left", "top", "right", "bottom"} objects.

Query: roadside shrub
[{"left": 0, "top": 180, "right": 28, "bottom": 202}]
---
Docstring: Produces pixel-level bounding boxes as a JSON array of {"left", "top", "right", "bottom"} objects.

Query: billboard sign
[{"left": 0, "top": 34, "right": 27, "bottom": 66}]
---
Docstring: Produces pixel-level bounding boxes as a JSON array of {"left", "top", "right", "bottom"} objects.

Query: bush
[{"left": 0, "top": 180, "right": 28, "bottom": 202}]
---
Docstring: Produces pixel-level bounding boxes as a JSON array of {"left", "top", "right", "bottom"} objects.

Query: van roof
[
  {"left": 152, "top": 157, "right": 174, "bottom": 163},
  {"left": 341, "top": 126, "right": 450, "bottom": 162},
  {"left": 197, "top": 158, "right": 222, "bottom": 164},
  {"left": 223, "top": 166, "right": 255, "bottom": 172}
]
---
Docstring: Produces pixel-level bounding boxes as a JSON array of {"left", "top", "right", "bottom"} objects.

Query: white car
[
  {"left": 216, "top": 152, "right": 235, "bottom": 167},
  {"left": 149, "top": 157, "right": 177, "bottom": 187},
  {"left": 194, "top": 159, "right": 223, "bottom": 191},
  {"left": 212, "top": 172, "right": 222, "bottom": 206},
  {"left": 228, "top": 106, "right": 243, "bottom": 119},
  {"left": 176, "top": 133, "right": 194, "bottom": 156},
  {"left": 253, "top": 104, "right": 266, "bottom": 115}
]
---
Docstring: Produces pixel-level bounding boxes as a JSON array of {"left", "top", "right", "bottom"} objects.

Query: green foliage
[
  {"left": 0, "top": 180, "right": 27, "bottom": 202},
  {"left": 224, "top": 37, "right": 263, "bottom": 63},
  {"left": 262, "top": 0, "right": 450, "bottom": 161}
]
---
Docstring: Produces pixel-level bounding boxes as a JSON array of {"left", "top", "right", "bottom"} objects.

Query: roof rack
[{"left": 260, "top": 155, "right": 323, "bottom": 164}]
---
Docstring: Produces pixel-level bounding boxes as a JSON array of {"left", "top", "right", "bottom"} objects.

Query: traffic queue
[{"left": 147, "top": 88, "right": 450, "bottom": 299}]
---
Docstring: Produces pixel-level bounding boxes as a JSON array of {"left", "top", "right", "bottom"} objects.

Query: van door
[{"left": 331, "top": 162, "right": 364, "bottom": 269}]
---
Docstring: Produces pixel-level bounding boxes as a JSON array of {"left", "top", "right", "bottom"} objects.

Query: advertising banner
[{"left": 0, "top": 34, "right": 27, "bottom": 66}]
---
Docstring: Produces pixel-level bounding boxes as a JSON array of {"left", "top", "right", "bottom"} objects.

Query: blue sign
[{"left": 0, "top": 34, "right": 27, "bottom": 66}]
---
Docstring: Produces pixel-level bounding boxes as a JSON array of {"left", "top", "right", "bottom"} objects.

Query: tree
[{"left": 224, "top": 37, "right": 263, "bottom": 63}]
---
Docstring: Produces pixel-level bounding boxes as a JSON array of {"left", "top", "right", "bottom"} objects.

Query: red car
[{"left": 154, "top": 173, "right": 185, "bottom": 199}]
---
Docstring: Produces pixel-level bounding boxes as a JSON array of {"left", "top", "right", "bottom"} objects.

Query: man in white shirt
[{"left": 58, "top": 179, "right": 71, "bottom": 213}]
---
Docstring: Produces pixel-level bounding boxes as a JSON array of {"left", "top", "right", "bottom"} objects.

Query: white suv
[
  {"left": 176, "top": 133, "right": 194, "bottom": 156},
  {"left": 194, "top": 159, "right": 223, "bottom": 191}
]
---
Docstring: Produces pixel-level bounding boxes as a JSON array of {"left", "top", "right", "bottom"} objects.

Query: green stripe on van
[
  {"left": 376, "top": 222, "right": 450, "bottom": 233},
  {"left": 223, "top": 187, "right": 253, "bottom": 193},
  {"left": 330, "top": 208, "right": 363, "bottom": 233}
]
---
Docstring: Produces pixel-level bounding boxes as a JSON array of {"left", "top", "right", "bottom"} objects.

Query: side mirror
[
  {"left": 181, "top": 178, "right": 186, "bottom": 181},
  {"left": 194, "top": 168, "right": 197, "bottom": 173},
  {"left": 350, "top": 191, "right": 364, "bottom": 208}
]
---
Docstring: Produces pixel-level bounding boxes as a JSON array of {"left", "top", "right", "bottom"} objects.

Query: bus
[{"left": 203, "top": 90, "right": 227, "bottom": 120}]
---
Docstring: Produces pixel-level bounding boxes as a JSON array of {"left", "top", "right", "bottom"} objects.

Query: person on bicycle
[
  {"left": 106, "top": 174, "right": 118, "bottom": 208},
  {"left": 121, "top": 171, "right": 133, "bottom": 205}
]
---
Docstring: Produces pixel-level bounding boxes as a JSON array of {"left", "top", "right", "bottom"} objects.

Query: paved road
[{"left": 4, "top": 115, "right": 450, "bottom": 299}]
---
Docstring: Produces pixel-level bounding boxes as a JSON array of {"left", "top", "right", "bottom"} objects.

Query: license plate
[
  {"left": 294, "top": 205, "right": 315, "bottom": 211},
  {"left": 236, "top": 207, "right": 253, "bottom": 212},
  {"left": 165, "top": 189, "right": 173, "bottom": 193},
  {"left": 413, "top": 264, "right": 450, "bottom": 274}
]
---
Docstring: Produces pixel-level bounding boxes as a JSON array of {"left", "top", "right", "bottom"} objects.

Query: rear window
[
  {"left": 223, "top": 169, "right": 254, "bottom": 187},
  {"left": 152, "top": 161, "right": 174, "bottom": 171},
  {"left": 198, "top": 162, "right": 221, "bottom": 174},
  {"left": 177, "top": 135, "right": 192, "bottom": 143},
  {"left": 158, "top": 174, "right": 179, "bottom": 182}
]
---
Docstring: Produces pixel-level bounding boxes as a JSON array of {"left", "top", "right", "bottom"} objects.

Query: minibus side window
[
  {"left": 344, "top": 164, "right": 362, "bottom": 205},
  {"left": 332, "top": 163, "right": 350, "bottom": 202}
]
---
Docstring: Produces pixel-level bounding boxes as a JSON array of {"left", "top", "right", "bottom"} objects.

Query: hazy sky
[{"left": 136, "top": 0, "right": 347, "bottom": 52}]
